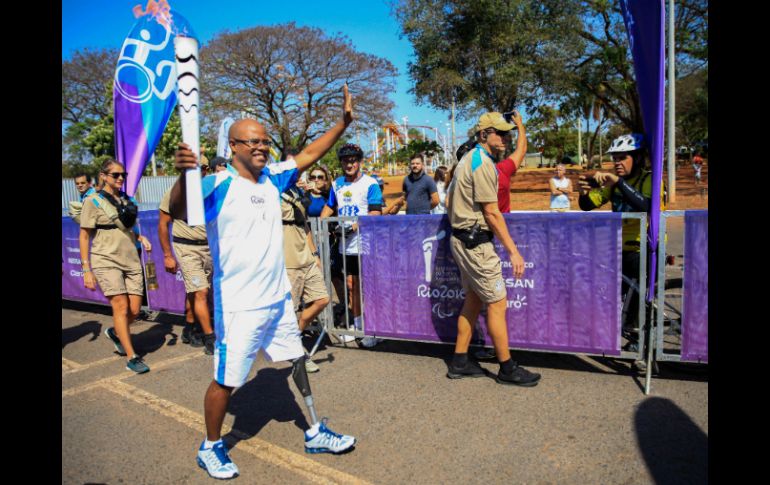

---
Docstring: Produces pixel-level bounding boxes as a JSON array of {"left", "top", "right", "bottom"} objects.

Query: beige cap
[{"left": 476, "top": 112, "right": 515, "bottom": 132}]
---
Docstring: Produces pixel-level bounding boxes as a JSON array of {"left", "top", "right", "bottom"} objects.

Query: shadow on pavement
[
  {"left": 225, "top": 366, "right": 310, "bottom": 450},
  {"left": 62, "top": 320, "right": 102, "bottom": 349},
  {"left": 634, "top": 397, "right": 708, "bottom": 484},
  {"left": 132, "top": 322, "right": 178, "bottom": 356}
]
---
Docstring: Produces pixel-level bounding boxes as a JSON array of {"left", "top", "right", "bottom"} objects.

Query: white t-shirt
[
  {"left": 327, "top": 174, "right": 383, "bottom": 255},
  {"left": 202, "top": 161, "right": 298, "bottom": 312},
  {"left": 550, "top": 176, "right": 571, "bottom": 209},
  {"left": 432, "top": 181, "right": 447, "bottom": 214}
]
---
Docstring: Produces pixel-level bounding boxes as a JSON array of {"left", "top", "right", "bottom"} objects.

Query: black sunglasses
[
  {"left": 309, "top": 174, "right": 326, "bottom": 180},
  {"left": 105, "top": 172, "right": 127, "bottom": 179}
]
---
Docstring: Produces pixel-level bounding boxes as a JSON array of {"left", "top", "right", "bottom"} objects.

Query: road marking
[
  {"left": 62, "top": 357, "right": 81, "bottom": 371},
  {"left": 62, "top": 355, "right": 121, "bottom": 375},
  {"left": 62, "top": 351, "right": 206, "bottom": 397},
  {"left": 102, "top": 380, "right": 370, "bottom": 485}
]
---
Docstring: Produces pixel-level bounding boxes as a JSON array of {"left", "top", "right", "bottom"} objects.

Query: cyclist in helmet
[
  {"left": 321, "top": 143, "right": 384, "bottom": 348},
  {"left": 578, "top": 133, "right": 661, "bottom": 362}
]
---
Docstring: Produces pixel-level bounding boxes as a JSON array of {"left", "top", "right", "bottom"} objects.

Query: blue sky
[{"left": 62, "top": 0, "right": 477, "bottom": 145}]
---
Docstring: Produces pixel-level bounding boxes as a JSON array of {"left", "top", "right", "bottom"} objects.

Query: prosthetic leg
[{"left": 291, "top": 355, "right": 318, "bottom": 425}]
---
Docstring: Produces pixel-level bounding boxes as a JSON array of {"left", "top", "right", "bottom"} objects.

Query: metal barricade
[
  {"left": 311, "top": 216, "right": 365, "bottom": 345},
  {"left": 654, "top": 210, "right": 707, "bottom": 364}
]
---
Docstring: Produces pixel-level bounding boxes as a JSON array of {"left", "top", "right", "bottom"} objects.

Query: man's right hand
[
  {"left": 164, "top": 254, "right": 179, "bottom": 274},
  {"left": 510, "top": 252, "right": 525, "bottom": 280},
  {"left": 175, "top": 142, "right": 199, "bottom": 171},
  {"left": 577, "top": 175, "right": 594, "bottom": 195}
]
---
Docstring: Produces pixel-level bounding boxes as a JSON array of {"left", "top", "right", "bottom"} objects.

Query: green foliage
[
  {"left": 393, "top": 139, "right": 444, "bottom": 165},
  {"left": 394, "top": 0, "right": 583, "bottom": 118}
]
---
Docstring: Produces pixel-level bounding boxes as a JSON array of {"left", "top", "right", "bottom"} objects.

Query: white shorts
[{"left": 213, "top": 294, "right": 304, "bottom": 388}]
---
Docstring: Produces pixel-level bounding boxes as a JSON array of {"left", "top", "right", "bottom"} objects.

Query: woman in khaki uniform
[{"left": 79, "top": 159, "right": 153, "bottom": 374}]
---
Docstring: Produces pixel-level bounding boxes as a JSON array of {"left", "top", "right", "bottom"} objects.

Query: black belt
[
  {"left": 96, "top": 224, "right": 118, "bottom": 230},
  {"left": 173, "top": 236, "right": 208, "bottom": 246},
  {"left": 452, "top": 227, "right": 494, "bottom": 249}
]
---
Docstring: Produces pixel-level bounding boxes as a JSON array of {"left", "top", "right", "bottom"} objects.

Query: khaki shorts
[
  {"left": 92, "top": 267, "right": 144, "bottom": 297},
  {"left": 173, "top": 242, "right": 213, "bottom": 293},
  {"left": 450, "top": 236, "right": 506, "bottom": 304},
  {"left": 287, "top": 263, "right": 329, "bottom": 310}
]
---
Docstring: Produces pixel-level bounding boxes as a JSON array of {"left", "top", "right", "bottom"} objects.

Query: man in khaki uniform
[
  {"left": 445, "top": 112, "right": 541, "bottom": 387},
  {"left": 159, "top": 181, "right": 216, "bottom": 355},
  {"left": 281, "top": 185, "right": 329, "bottom": 373}
]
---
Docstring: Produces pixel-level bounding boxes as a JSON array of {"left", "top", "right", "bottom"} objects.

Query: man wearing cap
[
  {"left": 158, "top": 159, "right": 216, "bottom": 354},
  {"left": 445, "top": 111, "right": 541, "bottom": 387}
]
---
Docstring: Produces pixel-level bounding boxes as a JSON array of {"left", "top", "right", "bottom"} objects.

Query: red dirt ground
[{"left": 379, "top": 161, "right": 708, "bottom": 211}]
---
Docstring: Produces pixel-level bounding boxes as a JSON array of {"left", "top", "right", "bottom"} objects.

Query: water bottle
[{"left": 145, "top": 250, "right": 159, "bottom": 290}]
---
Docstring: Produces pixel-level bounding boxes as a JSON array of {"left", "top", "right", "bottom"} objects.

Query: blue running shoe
[
  {"left": 197, "top": 440, "right": 239, "bottom": 480},
  {"left": 304, "top": 418, "right": 356, "bottom": 454},
  {"left": 104, "top": 327, "right": 127, "bottom": 356},
  {"left": 126, "top": 356, "right": 150, "bottom": 374}
]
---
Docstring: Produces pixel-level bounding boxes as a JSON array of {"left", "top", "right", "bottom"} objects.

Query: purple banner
[
  {"left": 682, "top": 210, "right": 708, "bottom": 362},
  {"left": 62, "top": 212, "right": 187, "bottom": 314},
  {"left": 62, "top": 216, "right": 109, "bottom": 305},
  {"left": 136, "top": 211, "right": 187, "bottom": 314},
  {"left": 359, "top": 213, "right": 624, "bottom": 356},
  {"left": 620, "top": 0, "right": 665, "bottom": 302},
  {"left": 113, "top": 12, "right": 178, "bottom": 196}
]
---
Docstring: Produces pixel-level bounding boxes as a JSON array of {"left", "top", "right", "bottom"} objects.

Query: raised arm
[
  {"left": 168, "top": 142, "right": 198, "bottom": 221},
  {"left": 294, "top": 84, "right": 353, "bottom": 173},
  {"left": 508, "top": 111, "right": 527, "bottom": 169}
]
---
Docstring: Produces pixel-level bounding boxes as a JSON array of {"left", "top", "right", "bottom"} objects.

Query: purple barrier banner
[
  {"left": 682, "top": 210, "right": 708, "bottom": 362},
  {"left": 360, "top": 213, "right": 624, "bottom": 355},
  {"left": 136, "top": 211, "right": 187, "bottom": 314},
  {"left": 62, "top": 212, "right": 187, "bottom": 314},
  {"left": 62, "top": 216, "right": 109, "bottom": 305}
]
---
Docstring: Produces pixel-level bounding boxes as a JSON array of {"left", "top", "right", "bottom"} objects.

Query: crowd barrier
[
  {"left": 62, "top": 210, "right": 707, "bottom": 393},
  {"left": 654, "top": 210, "right": 708, "bottom": 364}
]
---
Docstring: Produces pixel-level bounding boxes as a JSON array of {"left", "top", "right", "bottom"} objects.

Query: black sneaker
[
  {"left": 190, "top": 328, "right": 204, "bottom": 348},
  {"left": 496, "top": 364, "right": 541, "bottom": 387},
  {"left": 446, "top": 360, "right": 486, "bottom": 379},
  {"left": 104, "top": 327, "right": 127, "bottom": 356},
  {"left": 202, "top": 333, "right": 216, "bottom": 355},
  {"left": 181, "top": 325, "right": 194, "bottom": 344}
]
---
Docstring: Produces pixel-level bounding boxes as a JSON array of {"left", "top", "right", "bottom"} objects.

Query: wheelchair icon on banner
[{"left": 114, "top": 23, "right": 176, "bottom": 104}]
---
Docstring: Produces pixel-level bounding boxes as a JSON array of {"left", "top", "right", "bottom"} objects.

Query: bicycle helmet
[
  {"left": 337, "top": 143, "right": 364, "bottom": 160},
  {"left": 606, "top": 133, "right": 644, "bottom": 154}
]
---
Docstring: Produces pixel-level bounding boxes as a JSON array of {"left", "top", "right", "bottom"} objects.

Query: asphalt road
[{"left": 62, "top": 299, "right": 707, "bottom": 484}]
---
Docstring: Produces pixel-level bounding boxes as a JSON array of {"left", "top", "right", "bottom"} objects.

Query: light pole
[{"left": 402, "top": 116, "right": 409, "bottom": 145}]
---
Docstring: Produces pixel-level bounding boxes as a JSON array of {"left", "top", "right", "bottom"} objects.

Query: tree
[
  {"left": 393, "top": 0, "right": 583, "bottom": 118},
  {"left": 201, "top": 23, "right": 398, "bottom": 155},
  {"left": 394, "top": 139, "right": 444, "bottom": 165},
  {"left": 675, "top": 67, "right": 707, "bottom": 154}
]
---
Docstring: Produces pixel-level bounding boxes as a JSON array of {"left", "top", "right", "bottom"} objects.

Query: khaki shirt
[
  {"left": 448, "top": 146, "right": 499, "bottom": 231},
  {"left": 159, "top": 187, "right": 207, "bottom": 241},
  {"left": 80, "top": 193, "right": 142, "bottom": 271},
  {"left": 281, "top": 192, "right": 314, "bottom": 269}
]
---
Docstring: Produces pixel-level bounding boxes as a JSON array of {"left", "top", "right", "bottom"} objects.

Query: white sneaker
[
  {"left": 337, "top": 334, "right": 356, "bottom": 343},
  {"left": 304, "top": 356, "right": 320, "bottom": 373},
  {"left": 197, "top": 440, "right": 239, "bottom": 479},
  {"left": 359, "top": 336, "right": 382, "bottom": 348},
  {"left": 305, "top": 418, "right": 356, "bottom": 454}
]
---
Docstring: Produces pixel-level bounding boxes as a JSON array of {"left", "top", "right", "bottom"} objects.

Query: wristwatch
[{"left": 311, "top": 251, "right": 320, "bottom": 257}]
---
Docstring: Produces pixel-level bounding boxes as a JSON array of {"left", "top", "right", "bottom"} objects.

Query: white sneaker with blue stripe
[
  {"left": 304, "top": 418, "right": 356, "bottom": 454},
  {"left": 197, "top": 440, "right": 239, "bottom": 479}
]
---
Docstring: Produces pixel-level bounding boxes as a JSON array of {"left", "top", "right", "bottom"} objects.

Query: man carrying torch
[{"left": 169, "top": 85, "right": 357, "bottom": 479}]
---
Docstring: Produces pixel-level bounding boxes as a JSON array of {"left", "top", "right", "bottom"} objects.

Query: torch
[{"left": 174, "top": 34, "right": 205, "bottom": 226}]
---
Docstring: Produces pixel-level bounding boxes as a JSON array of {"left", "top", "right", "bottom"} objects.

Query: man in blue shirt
[{"left": 402, "top": 154, "right": 439, "bottom": 214}]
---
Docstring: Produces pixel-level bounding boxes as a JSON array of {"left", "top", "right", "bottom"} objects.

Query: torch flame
[{"left": 133, "top": 0, "right": 173, "bottom": 28}]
